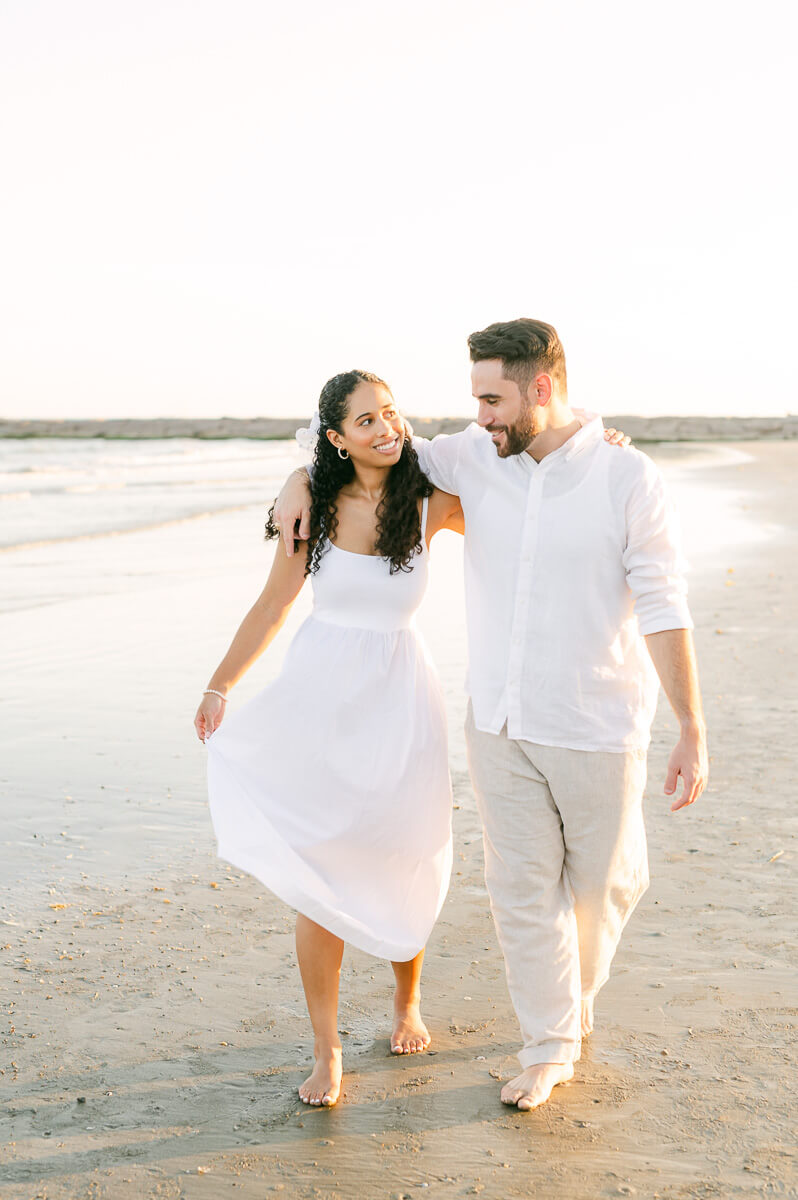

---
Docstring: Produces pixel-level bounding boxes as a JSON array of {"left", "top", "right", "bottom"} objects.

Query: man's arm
[
  {"left": 274, "top": 420, "right": 634, "bottom": 554},
  {"left": 621, "top": 453, "right": 707, "bottom": 810},
  {"left": 272, "top": 466, "right": 311, "bottom": 557},
  {"left": 644, "top": 629, "right": 708, "bottom": 811}
]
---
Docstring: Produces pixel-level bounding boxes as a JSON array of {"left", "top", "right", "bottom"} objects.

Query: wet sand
[{"left": 1, "top": 442, "right": 796, "bottom": 1198}]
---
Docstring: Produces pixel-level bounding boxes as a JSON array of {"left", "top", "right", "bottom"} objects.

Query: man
[{"left": 274, "top": 318, "right": 708, "bottom": 1110}]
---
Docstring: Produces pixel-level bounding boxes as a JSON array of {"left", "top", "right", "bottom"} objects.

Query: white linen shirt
[{"left": 414, "top": 414, "right": 692, "bottom": 753}]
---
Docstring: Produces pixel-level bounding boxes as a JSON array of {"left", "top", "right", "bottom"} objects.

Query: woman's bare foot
[
  {"left": 391, "top": 1004, "right": 431, "bottom": 1054},
  {"left": 500, "top": 1062, "right": 574, "bottom": 1110},
  {"left": 298, "top": 1044, "right": 343, "bottom": 1107},
  {"left": 581, "top": 994, "right": 595, "bottom": 1038}
]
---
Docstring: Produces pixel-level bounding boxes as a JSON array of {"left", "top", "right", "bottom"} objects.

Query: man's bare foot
[
  {"left": 500, "top": 1062, "right": 574, "bottom": 1110},
  {"left": 298, "top": 1044, "right": 342, "bottom": 1107},
  {"left": 581, "top": 994, "right": 595, "bottom": 1039},
  {"left": 391, "top": 1004, "right": 431, "bottom": 1054}
]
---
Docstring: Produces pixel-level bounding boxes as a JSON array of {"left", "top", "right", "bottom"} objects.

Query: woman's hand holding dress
[{"left": 194, "top": 695, "right": 226, "bottom": 743}]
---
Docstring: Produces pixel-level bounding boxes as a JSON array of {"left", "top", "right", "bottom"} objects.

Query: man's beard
[{"left": 487, "top": 402, "right": 542, "bottom": 458}]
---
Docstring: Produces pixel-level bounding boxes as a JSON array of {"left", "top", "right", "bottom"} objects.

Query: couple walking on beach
[{"left": 194, "top": 318, "right": 708, "bottom": 1111}]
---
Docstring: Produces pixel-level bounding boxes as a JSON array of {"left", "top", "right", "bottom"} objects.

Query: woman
[{"left": 194, "top": 369, "right": 464, "bottom": 1108}]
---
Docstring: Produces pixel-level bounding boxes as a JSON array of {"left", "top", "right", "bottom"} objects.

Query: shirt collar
[
  {"left": 561, "top": 410, "right": 605, "bottom": 461},
  {"left": 521, "top": 409, "right": 605, "bottom": 471}
]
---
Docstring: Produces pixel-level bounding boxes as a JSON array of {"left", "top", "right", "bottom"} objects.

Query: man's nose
[{"left": 477, "top": 404, "right": 494, "bottom": 428}]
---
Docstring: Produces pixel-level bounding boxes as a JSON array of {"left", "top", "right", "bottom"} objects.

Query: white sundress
[{"left": 206, "top": 497, "right": 453, "bottom": 961}]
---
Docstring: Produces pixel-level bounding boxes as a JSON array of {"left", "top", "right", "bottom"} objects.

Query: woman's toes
[
  {"left": 391, "top": 1005, "right": 430, "bottom": 1054},
  {"left": 299, "top": 1050, "right": 342, "bottom": 1108}
]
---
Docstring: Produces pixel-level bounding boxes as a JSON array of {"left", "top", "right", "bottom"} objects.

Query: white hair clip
[{"left": 295, "top": 411, "right": 321, "bottom": 457}]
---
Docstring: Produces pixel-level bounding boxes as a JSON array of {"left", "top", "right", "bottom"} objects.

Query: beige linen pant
[{"left": 465, "top": 703, "right": 649, "bottom": 1068}]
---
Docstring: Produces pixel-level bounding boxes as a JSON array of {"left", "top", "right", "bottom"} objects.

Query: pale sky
[{"left": 1, "top": 0, "right": 795, "bottom": 420}]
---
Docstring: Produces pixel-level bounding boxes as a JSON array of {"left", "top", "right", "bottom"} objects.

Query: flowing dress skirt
[{"left": 207, "top": 613, "right": 453, "bottom": 961}]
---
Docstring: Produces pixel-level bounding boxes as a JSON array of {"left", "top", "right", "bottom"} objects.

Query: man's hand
[
  {"left": 644, "top": 629, "right": 708, "bottom": 813},
  {"left": 273, "top": 468, "right": 312, "bottom": 557},
  {"left": 665, "top": 720, "right": 708, "bottom": 812}
]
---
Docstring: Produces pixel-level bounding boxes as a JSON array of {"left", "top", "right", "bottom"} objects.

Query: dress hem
[{"left": 216, "top": 840, "right": 438, "bottom": 963}]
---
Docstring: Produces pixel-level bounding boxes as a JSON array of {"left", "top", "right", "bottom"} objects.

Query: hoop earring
[{"left": 337, "top": 446, "right": 349, "bottom": 460}]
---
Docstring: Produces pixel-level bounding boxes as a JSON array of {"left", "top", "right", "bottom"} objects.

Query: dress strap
[{"left": 420, "top": 495, "right": 430, "bottom": 541}]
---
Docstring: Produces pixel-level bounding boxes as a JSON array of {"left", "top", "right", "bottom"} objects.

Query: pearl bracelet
[{"left": 203, "top": 689, "right": 228, "bottom": 702}]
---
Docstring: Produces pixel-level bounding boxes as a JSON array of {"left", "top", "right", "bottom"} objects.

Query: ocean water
[
  {"left": 0, "top": 436, "right": 768, "bottom": 561},
  {"left": 0, "top": 438, "right": 306, "bottom": 549}
]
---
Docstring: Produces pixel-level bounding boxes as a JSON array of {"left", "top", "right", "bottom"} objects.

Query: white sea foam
[{"left": 0, "top": 437, "right": 305, "bottom": 549}]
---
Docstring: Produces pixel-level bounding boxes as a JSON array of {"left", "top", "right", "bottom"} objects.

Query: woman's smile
[{"left": 373, "top": 434, "right": 402, "bottom": 455}]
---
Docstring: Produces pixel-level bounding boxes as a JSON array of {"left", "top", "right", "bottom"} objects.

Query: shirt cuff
[{"left": 637, "top": 604, "right": 694, "bottom": 637}]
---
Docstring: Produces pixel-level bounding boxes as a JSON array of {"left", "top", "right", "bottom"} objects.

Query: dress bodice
[{"left": 310, "top": 496, "right": 430, "bottom": 632}]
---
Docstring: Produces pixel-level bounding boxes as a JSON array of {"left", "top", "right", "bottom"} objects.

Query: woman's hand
[
  {"left": 194, "top": 694, "right": 226, "bottom": 743},
  {"left": 605, "top": 427, "right": 631, "bottom": 446}
]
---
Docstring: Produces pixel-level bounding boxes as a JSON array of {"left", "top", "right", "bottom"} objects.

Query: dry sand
[{"left": 0, "top": 442, "right": 796, "bottom": 1199}]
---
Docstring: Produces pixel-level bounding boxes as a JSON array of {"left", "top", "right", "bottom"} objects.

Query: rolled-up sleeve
[
  {"left": 622, "top": 457, "right": 693, "bottom": 635},
  {"left": 412, "top": 432, "right": 463, "bottom": 495}
]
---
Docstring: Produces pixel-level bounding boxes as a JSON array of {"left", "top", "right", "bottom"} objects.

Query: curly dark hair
[{"left": 266, "top": 369, "right": 433, "bottom": 575}]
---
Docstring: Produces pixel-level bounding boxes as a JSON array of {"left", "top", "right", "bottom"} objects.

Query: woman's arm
[
  {"left": 194, "top": 540, "right": 309, "bottom": 742},
  {"left": 426, "top": 488, "right": 464, "bottom": 541}
]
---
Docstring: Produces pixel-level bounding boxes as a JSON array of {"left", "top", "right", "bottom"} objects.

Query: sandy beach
[{"left": 1, "top": 440, "right": 796, "bottom": 1199}]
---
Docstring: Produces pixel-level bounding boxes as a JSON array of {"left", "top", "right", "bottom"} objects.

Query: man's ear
[{"left": 533, "top": 373, "right": 553, "bottom": 407}]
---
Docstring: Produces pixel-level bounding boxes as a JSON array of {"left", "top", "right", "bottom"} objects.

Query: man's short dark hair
[{"left": 468, "top": 318, "right": 567, "bottom": 396}]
